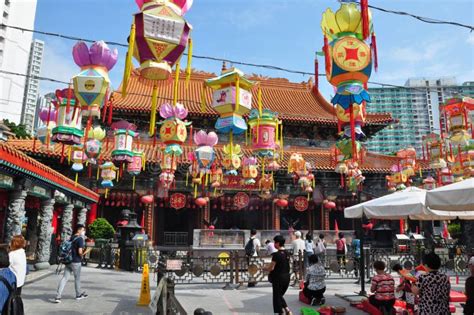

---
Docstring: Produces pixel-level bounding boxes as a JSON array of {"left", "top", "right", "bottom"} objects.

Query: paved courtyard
[{"left": 22, "top": 266, "right": 468, "bottom": 314}]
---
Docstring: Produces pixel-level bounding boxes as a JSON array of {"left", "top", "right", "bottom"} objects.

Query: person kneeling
[
  {"left": 303, "top": 254, "right": 326, "bottom": 306},
  {"left": 369, "top": 261, "right": 395, "bottom": 313}
]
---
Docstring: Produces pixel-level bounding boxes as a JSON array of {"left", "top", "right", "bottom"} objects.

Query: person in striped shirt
[{"left": 369, "top": 260, "right": 395, "bottom": 312}]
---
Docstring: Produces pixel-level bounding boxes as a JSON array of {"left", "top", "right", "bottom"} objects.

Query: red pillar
[{"left": 87, "top": 203, "right": 97, "bottom": 225}]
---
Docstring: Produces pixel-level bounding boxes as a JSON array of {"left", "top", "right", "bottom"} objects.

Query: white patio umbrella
[
  {"left": 425, "top": 178, "right": 474, "bottom": 211},
  {"left": 344, "top": 187, "right": 426, "bottom": 219},
  {"left": 344, "top": 186, "right": 474, "bottom": 220}
]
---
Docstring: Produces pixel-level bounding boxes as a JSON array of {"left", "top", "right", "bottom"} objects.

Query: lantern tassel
[
  {"left": 258, "top": 85, "right": 262, "bottom": 117},
  {"left": 323, "top": 36, "right": 331, "bottom": 75},
  {"left": 173, "top": 59, "right": 181, "bottom": 106},
  {"left": 314, "top": 56, "right": 319, "bottom": 90},
  {"left": 107, "top": 97, "right": 114, "bottom": 126},
  {"left": 133, "top": 176, "right": 136, "bottom": 190},
  {"left": 371, "top": 33, "right": 378, "bottom": 72},
  {"left": 122, "top": 23, "right": 136, "bottom": 97},
  {"left": 75, "top": 173, "right": 78, "bottom": 186},
  {"left": 361, "top": 0, "right": 370, "bottom": 40},
  {"left": 149, "top": 84, "right": 159, "bottom": 137},
  {"left": 185, "top": 38, "right": 193, "bottom": 88},
  {"left": 105, "top": 188, "right": 108, "bottom": 199}
]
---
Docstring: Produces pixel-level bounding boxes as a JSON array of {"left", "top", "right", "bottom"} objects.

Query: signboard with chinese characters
[
  {"left": 220, "top": 175, "right": 260, "bottom": 191},
  {"left": 143, "top": 13, "right": 185, "bottom": 45},
  {"left": 233, "top": 192, "right": 250, "bottom": 209},
  {"left": 294, "top": 196, "right": 309, "bottom": 212},
  {"left": 170, "top": 193, "right": 186, "bottom": 210},
  {"left": 166, "top": 259, "right": 183, "bottom": 271}
]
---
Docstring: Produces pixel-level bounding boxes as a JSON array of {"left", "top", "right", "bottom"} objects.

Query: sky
[{"left": 32, "top": 0, "right": 474, "bottom": 99}]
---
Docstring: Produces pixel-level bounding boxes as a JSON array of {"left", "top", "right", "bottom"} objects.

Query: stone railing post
[{"left": 35, "top": 198, "right": 56, "bottom": 269}]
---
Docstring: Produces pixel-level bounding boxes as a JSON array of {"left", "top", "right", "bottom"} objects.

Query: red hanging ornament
[
  {"left": 314, "top": 56, "right": 319, "bottom": 90},
  {"left": 361, "top": 0, "right": 370, "bottom": 40},
  {"left": 371, "top": 33, "right": 378, "bottom": 72},
  {"left": 323, "top": 36, "right": 331, "bottom": 75},
  {"left": 107, "top": 97, "right": 114, "bottom": 125}
]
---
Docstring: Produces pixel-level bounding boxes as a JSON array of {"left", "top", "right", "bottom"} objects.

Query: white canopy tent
[
  {"left": 425, "top": 178, "right": 474, "bottom": 211},
  {"left": 344, "top": 186, "right": 474, "bottom": 220}
]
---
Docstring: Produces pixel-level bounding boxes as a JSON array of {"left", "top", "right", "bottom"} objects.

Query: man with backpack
[
  {"left": 245, "top": 229, "right": 260, "bottom": 287},
  {"left": 54, "top": 224, "right": 88, "bottom": 303},
  {"left": 0, "top": 247, "right": 23, "bottom": 314}
]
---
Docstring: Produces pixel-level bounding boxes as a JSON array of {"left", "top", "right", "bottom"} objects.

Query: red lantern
[
  {"left": 324, "top": 201, "right": 336, "bottom": 209},
  {"left": 276, "top": 199, "right": 288, "bottom": 208},
  {"left": 141, "top": 195, "right": 154, "bottom": 204},
  {"left": 195, "top": 197, "right": 208, "bottom": 207}
]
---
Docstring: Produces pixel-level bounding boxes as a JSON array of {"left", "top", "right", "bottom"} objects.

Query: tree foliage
[
  {"left": 88, "top": 218, "right": 115, "bottom": 240},
  {"left": 2, "top": 119, "right": 30, "bottom": 138}
]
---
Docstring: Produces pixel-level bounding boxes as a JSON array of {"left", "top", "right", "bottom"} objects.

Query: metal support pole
[{"left": 358, "top": 191, "right": 367, "bottom": 296}]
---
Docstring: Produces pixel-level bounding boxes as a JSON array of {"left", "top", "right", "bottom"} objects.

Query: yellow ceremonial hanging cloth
[
  {"left": 149, "top": 84, "right": 159, "bottom": 137},
  {"left": 122, "top": 23, "right": 136, "bottom": 97}
]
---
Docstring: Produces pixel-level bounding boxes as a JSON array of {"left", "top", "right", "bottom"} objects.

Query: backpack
[
  {"left": 0, "top": 276, "right": 24, "bottom": 315},
  {"left": 315, "top": 240, "right": 325, "bottom": 254},
  {"left": 245, "top": 238, "right": 255, "bottom": 257},
  {"left": 58, "top": 236, "right": 78, "bottom": 264}
]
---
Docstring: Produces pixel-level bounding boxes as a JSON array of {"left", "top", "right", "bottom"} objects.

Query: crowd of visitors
[{"left": 0, "top": 235, "right": 26, "bottom": 314}]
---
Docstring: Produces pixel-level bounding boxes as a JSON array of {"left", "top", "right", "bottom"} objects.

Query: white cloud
[
  {"left": 39, "top": 37, "right": 78, "bottom": 95},
  {"left": 388, "top": 39, "right": 449, "bottom": 63},
  {"left": 467, "top": 33, "right": 474, "bottom": 45}
]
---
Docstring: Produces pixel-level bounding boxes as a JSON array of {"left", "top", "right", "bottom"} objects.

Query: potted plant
[
  {"left": 88, "top": 218, "right": 115, "bottom": 247},
  {"left": 448, "top": 222, "right": 462, "bottom": 240}
]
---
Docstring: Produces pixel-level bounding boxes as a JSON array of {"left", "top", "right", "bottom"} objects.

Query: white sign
[
  {"left": 143, "top": 13, "right": 185, "bottom": 45},
  {"left": 166, "top": 259, "right": 183, "bottom": 271}
]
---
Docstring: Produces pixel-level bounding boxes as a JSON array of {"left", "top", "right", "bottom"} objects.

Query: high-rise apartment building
[
  {"left": 366, "top": 77, "right": 474, "bottom": 155},
  {"left": 21, "top": 39, "right": 44, "bottom": 135},
  {"left": 0, "top": 0, "right": 38, "bottom": 124}
]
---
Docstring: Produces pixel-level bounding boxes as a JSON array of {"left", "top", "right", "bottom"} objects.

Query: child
[
  {"left": 393, "top": 262, "right": 416, "bottom": 313},
  {"left": 303, "top": 254, "right": 326, "bottom": 306},
  {"left": 369, "top": 261, "right": 395, "bottom": 312}
]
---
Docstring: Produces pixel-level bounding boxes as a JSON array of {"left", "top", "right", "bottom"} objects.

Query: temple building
[{"left": 4, "top": 69, "right": 401, "bottom": 247}]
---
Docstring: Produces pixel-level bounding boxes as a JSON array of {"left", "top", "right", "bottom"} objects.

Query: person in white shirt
[
  {"left": 304, "top": 233, "right": 316, "bottom": 268},
  {"left": 265, "top": 240, "right": 277, "bottom": 255},
  {"left": 291, "top": 231, "right": 305, "bottom": 257},
  {"left": 8, "top": 235, "right": 27, "bottom": 296}
]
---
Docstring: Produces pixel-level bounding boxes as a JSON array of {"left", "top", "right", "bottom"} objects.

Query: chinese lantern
[
  {"left": 37, "top": 105, "right": 57, "bottom": 146},
  {"left": 85, "top": 126, "right": 106, "bottom": 164},
  {"left": 242, "top": 157, "right": 258, "bottom": 185},
  {"left": 423, "top": 133, "right": 446, "bottom": 170},
  {"left": 121, "top": 0, "right": 193, "bottom": 135},
  {"left": 204, "top": 67, "right": 255, "bottom": 165},
  {"left": 321, "top": 1, "right": 375, "bottom": 162},
  {"left": 159, "top": 152, "right": 178, "bottom": 197},
  {"left": 72, "top": 41, "right": 118, "bottom": 119},
  {"left": 275, "top": 198, "right": 288, "bottom": 208},
  {"left": 441, "top": 168, "right": 454, "bottom": 186},
  {"left": 51, "top": 88, "right": 83, "bottom": 146},
  {"left": 100, "top": 161, "right": 117, "bottom": 188},
  {"left": 451, "top": 161, "right": 464, "bottom": 182},
  {"left": 70, "top": 145, "right": 84, "bottom": 172},
  {"left": 111, "top": 120, "right": 137, "bottom": 164},
  {"left": 127, "top": 151, "right": 145, "bottom": 189},
  {"left": 188, "top": 130, "right": 218, "bottom": 197},
  {"left": 422, "top": 176, "right": 436, "bottom": 190},
  {"left": 221, "top": 143, "right": 242, "bottom": 175},
  {"left": 397, "top": 147, "right": 417, "bottom": 178},
  {"left": 346, "top": 161, "right": 365, "bottom": 193},
  {"left": 158, "top": 103, "right": 191, "bottom": 156},
  {"left": 248, "top": 108, "right": 281, "bottom": 158}
]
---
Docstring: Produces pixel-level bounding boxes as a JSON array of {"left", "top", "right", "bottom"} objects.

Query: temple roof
[
  {"left": 6, "top": 138, "right": 411, "bottom": 174},
  {"left": 0, "top": 142, "right": 99, "bottom": 203},
  {"left": 111, "top": 70, "right": 393, "bottom": 126}
]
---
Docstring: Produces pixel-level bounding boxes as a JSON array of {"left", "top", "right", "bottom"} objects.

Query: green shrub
[
  {"left": 447, "top": 222, "right": 461, "bottom": 236},
  {"left": 88, "top": 218, "right": 115, "bottom": 240}
]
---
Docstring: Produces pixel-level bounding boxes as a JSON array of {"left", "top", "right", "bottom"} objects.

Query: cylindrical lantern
[
  {"left": 127, "top": 151, "right": 144, "bottom": 176},
  {"left": 423, "top": 176, "right": 436, "bottom": 190},
  {"left": 441, "top": 168, "right": 454, "bottom": 185},
  {"left": 158, "top": 103, "right": 191, "bottom": 156},
  {"left": 71, "top": 145, "right": 84, "bottom": 172},
  {"left": 100, "top": 162, "right": 117, "bottom": 188},
  {"left": 110, "top": 121, "right": 137, "bottom": 164},
  {"left": 242, "top": 157, "right": 258, "bottom": 184},
  {"left": 248, "top": 109, "right": 280, "bottom": 158},
  {"left": 51, "top": 88, "right": 84, "bottom": 145}
]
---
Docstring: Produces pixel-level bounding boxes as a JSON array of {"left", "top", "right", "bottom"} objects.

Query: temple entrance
[
  {"left": 211, "top": 209, "right": 266, "bottom": 230},
  {"left": 155, "top": 206, "right": 196, "bottom": 246},
  {"left": 280, "top": 209, "right": 309, "bottom": 231}
]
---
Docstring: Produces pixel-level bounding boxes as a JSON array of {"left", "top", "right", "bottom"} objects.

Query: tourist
[
  {"left": 369, "top": 260, "right": 395, "bottom": 312},
  {"left": 291, "top": 231, "right": 305, "bottom": 282},
  {"left": 266, "top": 240, "right": 277, "bottom": 255},
  {"left": 303, "top": 233, "right": 315, "bottom": 268},
  {"left": 393, "top": 262, "right": 416, "bottom": 313},
  {"left": 315, "top": 234, "right": 326, "bottom": 263},
  {"left": 54, "top": 224, "right": 88, "bottom": 303},
  {"left": 266, "top": 235, "right": 292, "bottom": 315},
  {"left": 0, "top": 247, "right": 17, "bottom": 312},
  {"left": 411, "top": 252, "right": 450, "bottom": 315},
  {"left": 245, "top": 229, "right": 261, "bottom": 257},
  {"left": 303, "top": 254, "right": 326, "bottom": 306},
  {"left": 352, "top": 231, "right": 361, "bottom": 279},
  {"left": 465, "top": 257, "right": 474, "bottom": 315},
  {"left": 8, "top": 235, "right": 27, "bottom": 296},
  {"left": 335, "top": 232, "right": 347, "bottom": 267},
  {"left": 291, "top": 231, "right": 305, "bottom": 257}
]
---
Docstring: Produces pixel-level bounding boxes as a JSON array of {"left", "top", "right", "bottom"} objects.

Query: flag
[
  {"left": 442, "top": 222, "right": 450, "bottom": 239},
  {"left": 399, "top": 219, "right": 405, "bottom": 234},
  {"left": 334, "top": 219, "right": 339, "bottom": 234}
]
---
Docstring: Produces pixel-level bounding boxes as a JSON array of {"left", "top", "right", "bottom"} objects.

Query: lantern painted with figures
[
  {"left": 85, "top": 126, "right": 106, "bottom": 164},
  {"left": 111, "top": 120, "right": 137, "bottom": 164},
  {"left": 51, "top": 88, "right": 84, "bottom": 145},
  {"left": 248, "top": 109, "right": 281, "bottom": 158},
  {"left": 242, "top": 157, "right": 258, "bottom": 185},
  {"left": 127, "top": 151, "right": 145, "bottom": 189},
  {"left": 72, "top": 41, "right": 118, "bottom": 118},
  {"left": 100, "top": 162, "right": 117, "bottom": 188},
  {"left": 70, "top": 145, "right": 85, "bottom": 172}
]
